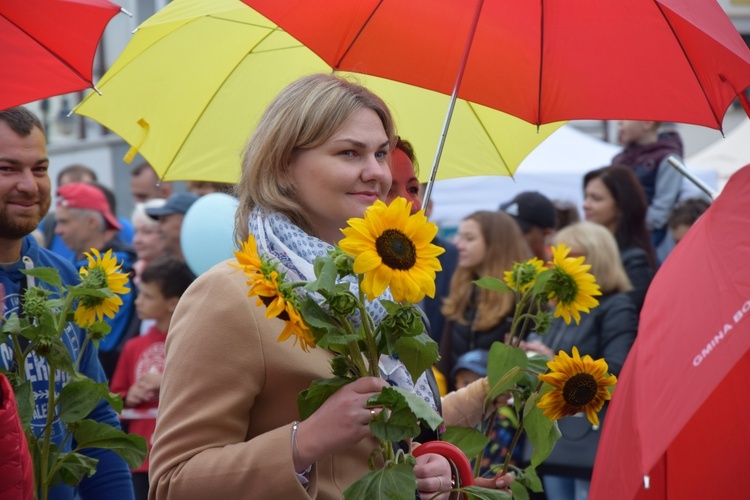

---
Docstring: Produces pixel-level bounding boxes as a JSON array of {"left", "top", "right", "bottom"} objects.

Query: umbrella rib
[
  {"left": 651, "top": 1, "right": 723, "bottom": 131},
  {"left": 0, "top": 14, "right": 98, "bottom": 89},
  {"left": 465, "top": 102, "right": 515, "bottom": 179},
  {"left": 331, "top": 0, "right": 386, "bottom": 70},
  {"left": 536, "top": 0, "right": 545, "bottom": 129},
  {"left": 159, "top": 25, "right": 280, "bottom": 181}
]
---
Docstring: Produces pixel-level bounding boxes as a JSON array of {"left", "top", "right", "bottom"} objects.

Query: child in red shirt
[{"left": 110, "top": 257, "right": 194, "bottom": 500}]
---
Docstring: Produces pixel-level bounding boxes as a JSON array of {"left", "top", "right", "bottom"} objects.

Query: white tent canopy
[
  {"left": 688, "top": 119, "right": 750, "bottom": 191},
  {"left": 429, "top": 125, "right": 717, "bottom": 230}
]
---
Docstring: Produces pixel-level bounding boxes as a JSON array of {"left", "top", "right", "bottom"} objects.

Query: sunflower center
[
  {"left": 375, "top": 229, "right": 416, "bottom": 270},
  {"left": 562, "top": 373, "right": 598, "bottom": 407}
]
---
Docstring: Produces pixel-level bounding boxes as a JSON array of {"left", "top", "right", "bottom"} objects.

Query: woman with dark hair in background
[{"left": 583, "top": 165, "right": 656, "bottom": 313}]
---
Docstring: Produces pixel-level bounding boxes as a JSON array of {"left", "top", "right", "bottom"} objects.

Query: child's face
[
  {"left": 454, "top": 369, "right": 483, "bottom": 390},
  {"left": 135, "top": 281, "right": 175, "bottom": 323},
  {"left": 617, "top": 120, "right": 654, "bottom": 145}
]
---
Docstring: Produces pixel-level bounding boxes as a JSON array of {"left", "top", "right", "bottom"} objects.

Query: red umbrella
[
  {"left": 0, "top": 0, "right": 123, "bottom": 111},
  {"left": 245, "top": 0, "right": 750, "bottom": 130},
  {"left": 590, "top": 163, "right": 750, "bottom": 499}
]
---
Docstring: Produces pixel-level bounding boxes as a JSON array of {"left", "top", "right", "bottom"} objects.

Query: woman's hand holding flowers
[
  {"left": 414, "top": 452, "right": 452, "bottom": 499},
  {"left": 293, "top": 377, "right": 387, "bottom": 472}
]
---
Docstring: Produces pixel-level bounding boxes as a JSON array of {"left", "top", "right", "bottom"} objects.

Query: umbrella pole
[
  {"left": 421, "top": 0, "right": 485, "bottom": 209},
  {"left": 666, "top": 156, "right": 717, "bottom": 200}
]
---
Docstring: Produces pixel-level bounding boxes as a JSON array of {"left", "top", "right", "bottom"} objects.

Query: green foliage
[
  {"left": 523, "top": 394, "right": 561, "bottom": 468},
  {"left": 343, "top": 461, "right": 417, "bottom": 500},
  {"left": 442, "top": 425, "right": 491, "bottom": 459},
  {"left": 460, "top": 485, "right": 513, "bottom": 499},
  {"left": 473, "top": 276, "right": 512, "bottom": 293},
  {"left": 71, "top": 420, "right": 148, "bottom": 469},
  {"left": 5, "top": 261, "right": 147, "bottom": 499},
  {"left": 486, "top": 343, "right": 527, "bottom": 401},
  {"left": 367, "top": 386, "right": 444, "bottom": 442},
  {"left": 21, "top": 267, "right": 62, "bottom": 289},
  {"left": 393, "top": 333, "right": 439, "bottom": 385},
  {"left": 55, "top": 452, "right": 98, "bottom": 487}
]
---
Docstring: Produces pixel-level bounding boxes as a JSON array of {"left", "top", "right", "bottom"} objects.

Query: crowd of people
[{"left": 0, "top": 75, "right": 711, "bottom": 500}]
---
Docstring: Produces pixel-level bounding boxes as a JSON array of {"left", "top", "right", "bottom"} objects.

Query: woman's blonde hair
[
  {"left": 442, "top": 211, "right": 531, "bottom": 331},
  {"left": 234, "top": 74, "right": 396, "bottom": 241},
  {"left": 553, "top": 221, "right": 632, "bottom": 294}
]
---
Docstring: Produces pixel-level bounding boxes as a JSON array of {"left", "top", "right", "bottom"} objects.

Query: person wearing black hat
[
  {"left": 500, "top": 191, "right": 557, "bottom": 261},
  {"left": 146, "top": 192, "right": 199, "bottom": 263}
]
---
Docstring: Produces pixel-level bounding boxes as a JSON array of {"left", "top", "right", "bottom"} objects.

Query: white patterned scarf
[{"left": 249, "top": 207, "right": 436, "bottom": 409}]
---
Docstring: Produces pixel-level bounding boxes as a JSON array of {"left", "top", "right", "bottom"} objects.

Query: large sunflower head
[
  {"left": 74, "top": 248, "right": 130, "bottom": 328},
  {"left": 339, "top": 197, "right": 445, "bottom": 303},
  {"left": 546, "top": 244, "right": 601, "bottom": 325},
  {"left": 536, "top": 346, "right": 617, "bottom": 426},
  {"left": 232, "top": 235, "right": 316, "bottom": 351},
  {"left": 504, "top": 257, "right": 546, "bottom": 294}
]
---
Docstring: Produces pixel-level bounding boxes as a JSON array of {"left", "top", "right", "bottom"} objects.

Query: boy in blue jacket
[{"left": 0, "top": 107, "right": 134, "bottom": 500}]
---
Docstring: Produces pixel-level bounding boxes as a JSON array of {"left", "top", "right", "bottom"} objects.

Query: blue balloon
[{"left": 181, "top": 193, "right": 239, "bottom": 276}]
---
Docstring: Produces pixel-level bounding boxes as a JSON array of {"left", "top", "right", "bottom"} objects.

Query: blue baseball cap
[
  {"left": 146, "top": 192, "right": 199, "bottom": 219},
  {"left": 451, "top": 349, "right": 490, "bottom": 380}
]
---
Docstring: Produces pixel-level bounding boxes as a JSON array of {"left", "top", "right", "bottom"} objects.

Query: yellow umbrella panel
[{"left": 75, "top": 0, "right": 564, "bottom": 183}]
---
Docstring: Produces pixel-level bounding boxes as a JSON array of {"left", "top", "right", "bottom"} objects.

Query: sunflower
[
  {"left": 233, "top": 235, "right": 316, "bottom": 351},
  {"left": 339, "top": 197, "right": 444, "bottom": 303},
  {"left": 546, "top": 244, "right": 601, "bottom": 325},
  {"left": 276, "top": 303, "right": 316, "bottom": 352},
  {"left": 536, "top": 346, "right": 617, "bottom": 426},
  {"left": 74, "top": 249, "right": 130, "bottom": 327},
  {"left": 503, "top": 257, "right": 546, "bottom": 293}
]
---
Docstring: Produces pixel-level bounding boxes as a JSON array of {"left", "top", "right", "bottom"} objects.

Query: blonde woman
[
  {"left": 149, "top": 74, "right": 460, "bottom": 499},
  {"left": 522, "top": 221, "right": 638, "bottom": 500},
  {"left": 437, "top": 211, "right": 531, "bottom": 382}
]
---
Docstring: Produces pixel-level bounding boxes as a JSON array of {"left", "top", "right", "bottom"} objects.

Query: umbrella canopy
[
  {"left": 0, "top": 0, "right": 122, "bottom": 111},
  {"left": 246, "top": 0, "right": 750, "bottom": 130},
  {"left": 590, "top": 163, "right": 750, "bottom": 499},
  {"left": 73, "top": 0, "right": 563, "bottom": 183}
]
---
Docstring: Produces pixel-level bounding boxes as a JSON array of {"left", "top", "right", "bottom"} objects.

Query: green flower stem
[
  {"left": 499, "top": 410, "right": 524, "bottom": 477},
  {"left": 513, "top": 303, "right": 536, "bottom": 348},
  {"left": 53, "top": 293, "right": 75, "bottom": 335},
  {"left": 356, "top": 280, "right": 380, "bottom": 378},
  {"left": 336, "top": 315, "right": 368, "bottom": 377},
  {"left": 75, "top": 333, "right": 92, "bottom": 371},
  {"left": 9, "top": 333, "right": 28, "bottom": 383},
  {"left": 506, "top": 291, "right": 531, "bottom": 347},
  {"left": 473, "top": 409, "right": 499, "bottom": 478},
  {"left": 39, "top": 365, "right": 57, "bottom": 500},
  {"left": 501, "top": 376, "right": 547, "bottom": 476},
  {"left": 46, "top": 428, "right": 74, "bottom": 481}
]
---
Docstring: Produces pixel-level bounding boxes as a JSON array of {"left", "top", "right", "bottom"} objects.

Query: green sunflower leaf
[
  {"left": 442, "top": 425, "right": 490, "bottom": 460},
  {"left": 70, "top": 419, "right": 148, "bottom": 469},
  {"left": 474, "top": 276, "right": 511, "bottom": 292},
  {"left": 20, "top": 267, "right": 62, "bottom": 289},
  {"left": 523, "top": 393, "right": 560, "bottom": 468},
  {"left": 367, "top": 386, "right": 443, "bottom": 442},
  {"left": 343, "top": 461, "right": 416, "bottom": 500},
  {"left": 486, "top": 342, "right": 528, "bottom": 401},
  {"left": 460, "top": 485, "right": 512, "bottom": 499},
  {"left": 531, "top": 269, "right": 554, "bottom": 296},
  {"left": 56, "top": 452, "right": 99, "bottom": 486},
  {"left": 393, "top": 333, "right": 439, "bottom": 384}
]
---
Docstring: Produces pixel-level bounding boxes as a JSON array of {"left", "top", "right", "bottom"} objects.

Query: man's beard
[{"left": 0, "top": 198, "right": 51, "bottom": 240}]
